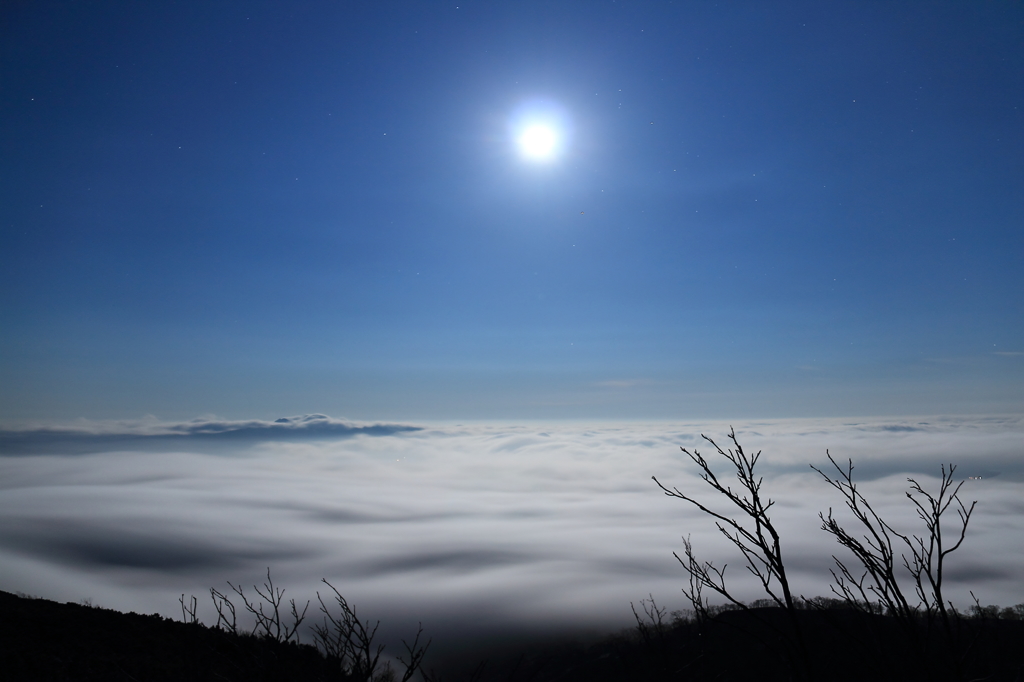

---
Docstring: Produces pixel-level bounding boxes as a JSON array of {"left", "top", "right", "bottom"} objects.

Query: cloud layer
[{"left": 1, "top": 415, "right": 1022, "bottom": 647}]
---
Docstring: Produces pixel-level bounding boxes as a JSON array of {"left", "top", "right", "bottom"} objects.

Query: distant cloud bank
[{"left": 0, "top": 414, "right": 421, "bottom": 455}]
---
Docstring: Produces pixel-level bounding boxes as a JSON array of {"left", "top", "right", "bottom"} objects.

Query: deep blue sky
[{"left": 2, "top": 1, "right": 1022, "bottom": 421}]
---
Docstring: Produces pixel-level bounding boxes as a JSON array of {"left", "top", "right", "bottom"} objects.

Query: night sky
[
  {"left": 3, "top": 1, "right": 1021, "bottom": 422},
  {"left": 1, "top": 0, "right": 1023, "bottom": 648}
]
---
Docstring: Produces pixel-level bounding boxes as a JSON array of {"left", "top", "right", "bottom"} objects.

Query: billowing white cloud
[{"left": 1, "top": 415, "right": 1022, "bottom": 648}]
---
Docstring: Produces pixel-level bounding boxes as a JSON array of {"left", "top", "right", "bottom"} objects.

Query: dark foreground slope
[
  {"left": 2, "top": 590, "right": 1023, "bottom": 682},
  {"left": 510, "top": 607, "right": 1024, "bottom": 682},
  {"left": 0, "top": 590, "right": 340, "bottom": 681}
]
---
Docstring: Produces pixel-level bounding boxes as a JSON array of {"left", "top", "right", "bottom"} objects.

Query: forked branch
[
  {"left": 227, "top": 567, "right": 309, "bottom": 643},
  {"left": 653, "top": 428, "right": 796, "bottom": 612}
]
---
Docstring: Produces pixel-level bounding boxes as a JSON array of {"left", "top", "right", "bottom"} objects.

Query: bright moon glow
[{"left": 518, "top": 125, "right": 558, "bottom": 160}]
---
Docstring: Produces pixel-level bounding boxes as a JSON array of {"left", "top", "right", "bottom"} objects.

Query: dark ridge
[
  {"left": 4, "top": 590, "right": 1024, "bottom": 682},
  {"left": 0, "top": 590, "right": 341, "bottom": 681},
  {"left": 524, "top": 607, "right": 1024, "bottom": 682}
]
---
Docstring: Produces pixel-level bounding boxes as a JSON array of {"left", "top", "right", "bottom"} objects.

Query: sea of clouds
[{"left": 1, "top": 414, "right": 1022, "bottom": 648}]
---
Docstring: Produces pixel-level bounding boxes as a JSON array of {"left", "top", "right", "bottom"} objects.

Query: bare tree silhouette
[
  {"left": 313, "top": 578, "right": 430, "bottom": 682},
  {"left": 228, "top": 568, "right": 310, "bottom": 644},
  {"left": 653, "top": 427, "right": 810, "bottom": 680},
  {"left": 200, "top": 568, "right": 308, "bottom": 644},
  {"left": 813, "top": 454, "right": 978, "bottom": 680}
]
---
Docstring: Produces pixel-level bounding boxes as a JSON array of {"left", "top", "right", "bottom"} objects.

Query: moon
[
  {"left": 509, "top": 100, "right": 570, "bottom": 163},
  {"left": 518, "top": 125, "right": 558, "bottom": 160}
]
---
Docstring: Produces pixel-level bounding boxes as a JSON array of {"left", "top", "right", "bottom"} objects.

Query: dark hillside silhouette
[
  {"left": 4, "top": 589, "right": 1023, "bottom": 682},
  {"left": 0, "top": 590, "right": 341, "bottom": 681}
]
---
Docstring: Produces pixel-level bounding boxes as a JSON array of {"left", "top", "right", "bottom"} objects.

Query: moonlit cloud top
[{"left": 2, "top": 415, "right": 1022, "bottom": 647}]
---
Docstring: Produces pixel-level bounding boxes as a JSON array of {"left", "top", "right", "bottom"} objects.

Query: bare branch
[
  {"left": 631, "top": 594, "right": 668, "bottom": 646},
  {"left": 225, "top": 568, "right": 309, "bottom": 644},
  {"left": 397, "top": 623, "right": 431, "bottom": 682},
  {"left": 209, "top": 587, "right": 238, "bottom": 635},
  {"left": 313, "top": 579, "right": 387, "bottom": 682},
  {"left": 811, "top": 454, "right": 917, "bottom": 624},
  {"left": 179, "top": 593, "right": 198, "bottom": 625}
]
